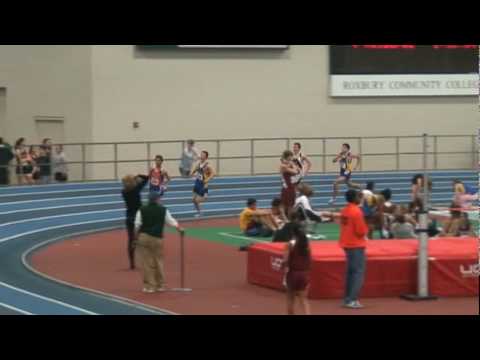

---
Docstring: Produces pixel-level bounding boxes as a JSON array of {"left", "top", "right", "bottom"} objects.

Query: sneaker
[
  {"left": 194, "top": 213, "right": 202, "bottom": 218},
  {"left": 343, "top": 301, "right": 364, "bottom": 309},
  {"left": 156, "top": 287, "right": 167, "bottom": 293},
  {"left": 142, "top": 288, "right": 155, "bottom": 294},
  {"left": 328, "top": 198, "right": 336, "bottom": 206}
]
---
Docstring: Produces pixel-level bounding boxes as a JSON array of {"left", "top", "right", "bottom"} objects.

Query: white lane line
[
  {"left": 0, "top": 202, "right": 122, "bottom": 216},
  {"left": 0, "top": 281, "right": 98, "bottom": 315},
  {"left": 0, "top": 302, "right": 34, "bottom": 315},
  {"left": 22, "top": 227, "right": 177, "bottom": 316},
  {"left": 0, "top": 172, "right": 473, "bottom": 197},
  {"left": 219, "top": 233, "right": 270, "bottom": 243},
  {"left": 0, "top": 209, "right": 124, "bottom": 228},
  {"left": 0, "top": 218, "right": 123, "bottom": 244}
]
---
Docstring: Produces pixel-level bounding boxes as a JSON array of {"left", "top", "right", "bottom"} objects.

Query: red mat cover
[{"left": 247, "top": 238, "right": 479, "bottom": 299}]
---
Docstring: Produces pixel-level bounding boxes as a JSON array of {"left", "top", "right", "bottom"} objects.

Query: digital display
[
  {"left": 330, "top": 45, "right": 479, "bottom": 97},
  {"left": 331, "top": 45, "right": 478, "bottom": 75}
]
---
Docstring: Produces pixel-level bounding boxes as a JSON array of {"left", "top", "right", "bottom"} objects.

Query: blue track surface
[{"left": 0, "top": 170, "right": 477, "bottom": 315}]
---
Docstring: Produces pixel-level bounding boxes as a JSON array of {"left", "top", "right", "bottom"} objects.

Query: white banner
[{"left": 331, "top": 74, "right": 479, "bottom": 97}]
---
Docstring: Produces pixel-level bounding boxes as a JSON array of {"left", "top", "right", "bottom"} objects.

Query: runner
[
  {"left": 291, "top": 142, "right": 312, "bottom": 187},
  {"left": 329, "top": 143, "right": 361, "bottom": 205},
  {"left": 149, "top": 155, "right": 171, "bottom": 197},
  {"left": 191, "top": 151, "right": 216, "bottom": 217}
]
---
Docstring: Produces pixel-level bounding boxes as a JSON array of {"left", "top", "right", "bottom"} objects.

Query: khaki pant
[{"left": 135, "top": 233, "right": 165, "bottom": 291}]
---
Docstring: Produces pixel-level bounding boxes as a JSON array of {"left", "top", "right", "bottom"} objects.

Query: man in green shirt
[{"left": 135, "top": 192, "right": 185, "bottom": 293}]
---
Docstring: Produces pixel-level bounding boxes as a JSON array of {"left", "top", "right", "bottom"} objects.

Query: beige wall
[
  {"left": 0, "top": 88, "right": 5, "bottom": 138},
  {"left": 90, "top": 45, "right": 478, "bottom": 178},
  {"left": 0, "top": 45, "right": 93, "bottom": 181},
  {"left": 0, "top": 45, "right": 477, "bottom": 180}
]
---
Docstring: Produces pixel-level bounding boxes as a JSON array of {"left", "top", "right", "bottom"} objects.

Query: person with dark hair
[
  {"left": 36, "top": 146, "right": 52, "bottom": 184},
  {"left": 271, "top": 198, "right": 288, "bottom": 231},
  {"left": 411, "top": 174, "right": 433, "bottom": 203},
  {"left": 14, "top": 138, "right": 27, "bottom": 184},
  {"left": 0, "top": 138, "right": 14, "bottom": 185},
  {"left": 239, "top": 199, "right": 279, "bottom": 237},
  {"left": 149, "top": 155, "right": 171, "bottom": 197},
  {"left": 122, "top": 174, "right": 149, "bottom": 270},
  {"left": 339, "top": 189, "right": 369, "bottom": 309},
  {"left": 283, "top": 223, "right": 312, "bottom": 315},
  {"left": 179, "top": 140, "right": 200, "bottom": 178},
  {"left": 391, "top": 214, "right": 417, "bottom": 239},
  {"left": 329, "top": 143, "right": 362, "bottom": 206},
  {"left": 135, "top": 192, "right": 185, "bottom": 293},
  {"left": 291, "top": 142, "right": 312, "bottom": 186},
  {"left": 41, "top": 138, "right": 53, "bottom": 183},
  {"left": 280, "top": 150, "right": 300, "bottom": 216},
  {"left": 191, "top": 151, "right": 216, "bottom": 217}
]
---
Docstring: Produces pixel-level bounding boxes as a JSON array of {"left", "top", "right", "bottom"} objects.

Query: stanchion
[
  {"left": 402, "top": 134, "right": 438, "bottom": 301},
  {"left": 171, "top": 231, "right": 192, "bottom": 293}
]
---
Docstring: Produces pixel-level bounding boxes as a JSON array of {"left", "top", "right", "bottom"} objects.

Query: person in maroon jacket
[{"left": 283, "top": 223, "right": 312, "bottom": 315}]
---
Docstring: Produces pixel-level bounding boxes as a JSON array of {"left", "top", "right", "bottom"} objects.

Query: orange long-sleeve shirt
[{"left": 339, "top": 203, "right": 369, "bottom": 249}]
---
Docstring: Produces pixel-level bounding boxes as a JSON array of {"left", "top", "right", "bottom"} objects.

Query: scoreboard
[
  {"left": 139, "top": 45, "right": 288, "bottom": 49},
  {"left": 330, "top": 45, "right": 479, "bottom": 97}
]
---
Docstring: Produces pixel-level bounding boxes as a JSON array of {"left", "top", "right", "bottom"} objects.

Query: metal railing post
[
  {"left": 396, "top": 137, "right": 401, "bottom": 171},
  {"left": 358, "top": 138, "right": 363, "bottom": 171},
  {"left": 433, "top": 136, "right": 438, "bottom": 170},
  {"left": 322, "top": 139, "right": 327, "bottom": 173},
  {"left": 472, "top": 135, "right": 477, "bottom": 170},
  {"left": 250, "top": 140, "right": 255, "bottom": 176},
  {"left": 114, "top": 143, "right": 119, "bottom": 181},
  {"left": 81, "top": 144, "right": 86, "bottom": 182},
  {"left": 147, "top": 142, "right": 152, "bottom": 174},
  {"left": 216, "top": 141, "right": 221, "bottom": 176}
]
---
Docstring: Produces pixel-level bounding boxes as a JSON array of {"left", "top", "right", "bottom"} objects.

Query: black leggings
[{"left": 126, "top": 218, "right": 136, "bottom": 269}]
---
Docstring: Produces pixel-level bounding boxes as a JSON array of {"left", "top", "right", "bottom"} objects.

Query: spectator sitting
[
  {"left": 295, "top": 183, "right": 334, "bottom": 223},
  {"left": 271, "top": 198, "right": 288, "bottom": 231},
  {"left": 391, "top": 214, "right": 418, "bottom": 239},
  {"left": 0, "top": 138, "right": 14, "bottom": 185},
  {"left": 52, "top": 145, "right": 68, "bottom": 182},
  {"left": 440, "top": 206, "right": 474, "bottom": 238},
  {"left": 239, "top": 199, "right": 279, "bottom": 238}
]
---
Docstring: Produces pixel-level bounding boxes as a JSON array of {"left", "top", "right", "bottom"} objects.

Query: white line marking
[
  {"left": 22, "top": 227, "right": 177, "bottom": 316},
  {"left": 219, "top": 233, "right": 270, "bottom": 243},
  {"left": 0, "top": 209, "right": 124, "bottom": 228},
  {"left": 0, "top": 281, "right": 98, "bottom": 315},
  {"left": 0, "top": 302, "right": 34, "bottom": 315}
]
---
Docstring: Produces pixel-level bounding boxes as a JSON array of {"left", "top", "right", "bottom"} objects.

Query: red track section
[{"left": 30, "top": 219, "right": 479, "bottom": 315}]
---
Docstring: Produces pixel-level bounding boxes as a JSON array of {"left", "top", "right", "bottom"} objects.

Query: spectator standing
[
  {"left": 0, "top": 138, "right": 14, "bottom": 185},
  {"left": 36, "top": 147, "right": 51, "bottom": 184},
  {"left": 14, "top": 138, "right": 27, "bottom": 184},
  {"left": 134, "top": 192, "right": 185, "bottom": 293},
  {"left": 339, "top": 190, "right": 369, "bottom": 309},
  {"left": 179, "top": 140, "right": 200, "bottom": 178},
  {"left": 122, "top": 174, "right": 149, "bottom": 270},
  {"left": 52, "top": 145, "right": 68, "bottom": 182}
]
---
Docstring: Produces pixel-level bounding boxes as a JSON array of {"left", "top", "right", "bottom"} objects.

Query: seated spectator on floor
[
  {"left": 391, "top": 214, "right": 418, "bottom": 239},
  {"left": 440, "top": 206, "right": 475, "bottom": 238},
  {"left": 239, "top": 199, "right": 279, "bottom": 238},
  {"left": 295, "top": 183, "right": 334, "bottom": 223},
  {"left": 271, "top": 198, "right": 288, "bottom": 231}
]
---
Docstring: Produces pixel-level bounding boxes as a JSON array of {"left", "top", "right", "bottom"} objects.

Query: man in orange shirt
[{"left": 339, "top": 190, "right": 369, "bottom": 309}]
